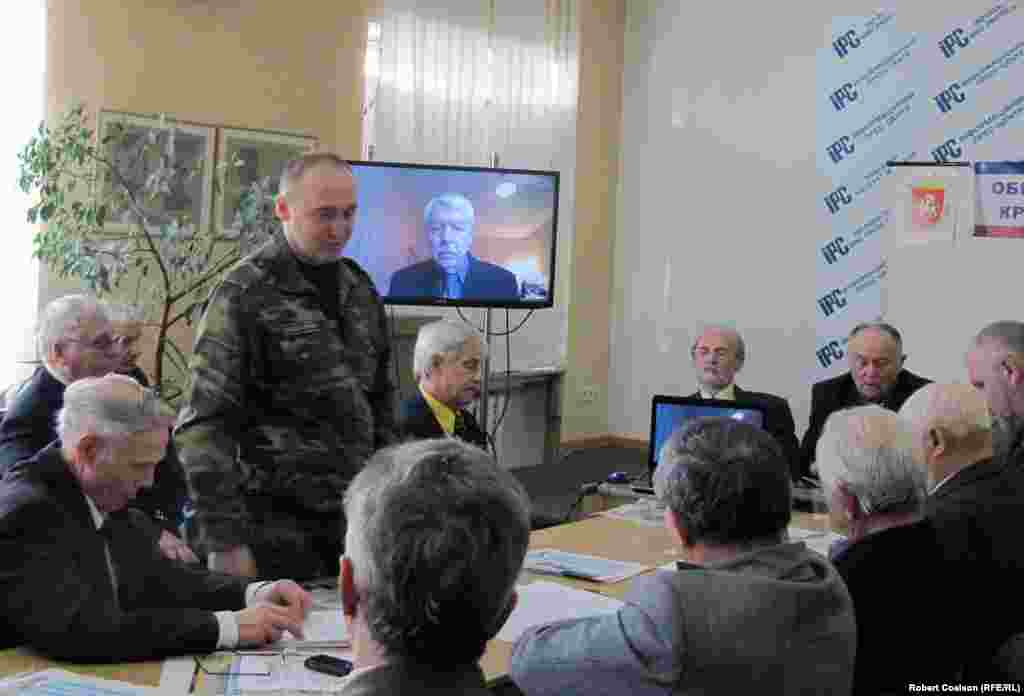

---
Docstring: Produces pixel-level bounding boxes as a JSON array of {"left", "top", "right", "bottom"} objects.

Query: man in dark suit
[
  {"left": 0, "top": 373, "right": 310, "bottom": 662},
  {"left": 388, "top": 193, "right": 519, "bottom": 301},
  {"left": 340, "top": 438, "right": 529, "bottom": 695},
  {"left": 0, "top": 295, "right": 193, "bottom": 562},
  {"left": 399, "top": 320, "right": 488, "bottom": 450},
  {"left": 800, "top": 321, "right": 930, "bottom": 479},
  {"left": 688, "top": 325, "right": 800, "bottom": 479},
  {"left": 967, "top": 321, "right": 1024, "bottom": 465}
]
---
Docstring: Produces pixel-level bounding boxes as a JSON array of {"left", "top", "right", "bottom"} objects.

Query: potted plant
[{"left": 17, "top": 105, "right": 280, "bottom": 401}]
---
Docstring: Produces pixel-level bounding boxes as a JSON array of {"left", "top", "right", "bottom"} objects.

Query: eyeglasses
[
  {"left": 193, "top": 653, "right": 275, "bottom": 677},
  {"left": 65, "top": 334, "right": 117, "bottom": 352}
]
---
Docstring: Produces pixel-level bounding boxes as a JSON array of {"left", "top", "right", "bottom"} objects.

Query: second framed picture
[{"left": 215, "top": 127, "right": 318, "bottom": 238}]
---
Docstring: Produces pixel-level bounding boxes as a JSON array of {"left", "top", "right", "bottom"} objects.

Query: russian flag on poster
[{"left": 974, "top": 161, "right": 1024, "bottom": 237}]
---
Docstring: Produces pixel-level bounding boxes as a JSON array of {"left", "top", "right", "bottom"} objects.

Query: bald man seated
[{"left": 0, "top": 374, "right": 310, "bottom": 662}]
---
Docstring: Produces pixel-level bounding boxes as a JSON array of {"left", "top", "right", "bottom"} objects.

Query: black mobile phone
[{"left": 304, "top": 654, "right": 353, "bottom": 678}]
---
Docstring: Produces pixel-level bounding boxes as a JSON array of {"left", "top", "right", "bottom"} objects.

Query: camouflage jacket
[{"left": 174, "top": 232, "right": 398, "bottom": 551}]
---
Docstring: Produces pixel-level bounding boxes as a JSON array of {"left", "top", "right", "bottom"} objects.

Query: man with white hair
[
  {"left": 399, "top": 320, "right": 488, "bottom": 450},
  {"left": 688, "top": 325, "right": 800, "bottom": 478},
  {"left": 512, "top": 418, "right": 855, "bottom": 695},
  {"left": 388, "top": 193, "right": 519, "bottom": 301},
  {"left": 0, "top": 373, "right": 311, "bottom": 661},
  {"left": 0, "top": 295, "right": 194, "bottom": 562},
  {"left": 339, "top": 438, "right": 529, "bottom": 694},
  {"left": 0, "top": 294, "right": 122, "bottom": 473},
  {"left": 816, "top": 406, "right": 973, "bottom": 692}
]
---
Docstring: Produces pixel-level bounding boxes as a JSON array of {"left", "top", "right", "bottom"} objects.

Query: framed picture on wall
[
  {"left": 214, "top": 127, "right": 318, "bottom": 239},
  {"left": 96, "top": 110, "right": 216, "bottom": 237}
]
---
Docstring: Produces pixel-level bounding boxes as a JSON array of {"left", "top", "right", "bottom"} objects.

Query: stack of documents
[
  {"left": 276, "top": 609, "right": 349, "bottom": 648},
  {"left": 0, "top": 669, "right": 160, "bottom": 695},
  {"left": 524, "top": 549, "right": 649, "bottom": 583},
  {"left": 497, "top": 581, "right": 624, "bottom": 642}
]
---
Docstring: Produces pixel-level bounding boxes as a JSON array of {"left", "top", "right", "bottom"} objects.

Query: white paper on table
[
  {"left": 0, "top": 668, "right": 161, "bottom": 695},
  {"left": 789, "top": 527, "right": 846, "bottom": 558},
  {"left": 496, "top": 581, "right": 624, "bottom": 643},
  {"left": 656, "top": 527, "right": 848, "bottom": 571},
  {"left": 157, "top": 655, "right": 195, "bottom": 694},
  {"left": 275, "top": 609, "right": 349, "bottom": 648},
  {"left": 598, "top": 500, "right": 665, "bottom": 528},
  {"left": 229, "top": 649, "right": 353, "bottom": 694},
  {"left": 524, "top": 549, "right": 650, "bottom": 583}
]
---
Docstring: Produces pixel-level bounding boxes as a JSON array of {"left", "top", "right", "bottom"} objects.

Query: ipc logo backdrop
[{"left": 814, "top": 3, "right": 1024, "bottom": 380}]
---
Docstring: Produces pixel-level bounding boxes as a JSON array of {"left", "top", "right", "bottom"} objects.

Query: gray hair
[
  {"left": 37, "top": 294, "right": 108, "bottom": 377},
  {"left": 849, "top": 321, "right": 903, "bottom": 353},
  {"left": 57, "top": 373, "right": 174, "bottom": 446},
  {"left": 343, "top": 438, "right": 530, "bottom": 665},
  {"left": 816, "top": 405, "right": 925, "bottom": 516},
  {"left": 975, "top": 321, "right": 1024, "bottom": 354},
  {"left": 654, "top": 418, "right": 791, "bottom": 547},
  {"left": 412, "top": 320, "right": 484, "bottom": 380},
  {"left": 690, "top": 324, "right": 746, "bottom": 366},
  {"left": 279, "top": 152, "right": 352, "bottom": 200},
  {"left": 423, "top": 193, "right": 475, "bottom": 227}
]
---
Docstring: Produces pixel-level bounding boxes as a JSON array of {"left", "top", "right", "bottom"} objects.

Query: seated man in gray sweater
[{"left": 510, "top": 417, "right": 856, "bottom": 696}]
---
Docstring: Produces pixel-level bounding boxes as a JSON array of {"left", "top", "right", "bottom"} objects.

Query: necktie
[
  {"left": 453, "top": 410, "right": 466, "bottom": 439},
  {"left": 444, "top": 272, "right": 462, "bottom": 299},
  {"left": 98, "top": 521, "right": 121, "bottom": 611}
]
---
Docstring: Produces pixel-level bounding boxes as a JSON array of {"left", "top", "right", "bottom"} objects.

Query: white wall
[
  {"left": 610, "top": 0, "right": 835, "bottom": 437},
  {"left": 611, "top": 0, "right": 1024, "bottom": 438}
]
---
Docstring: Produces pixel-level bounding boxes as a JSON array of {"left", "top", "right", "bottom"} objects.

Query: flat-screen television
[{"left": 344, "top": 160, "right": 559, "bottom": 309}]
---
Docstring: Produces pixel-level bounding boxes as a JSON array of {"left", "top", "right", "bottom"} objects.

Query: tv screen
[{"left": 344, "top": 160, "right": 559, "bottom": 308}]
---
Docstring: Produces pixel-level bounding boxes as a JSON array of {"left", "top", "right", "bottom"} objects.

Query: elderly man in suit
[
  {"left": 511, "top": 417, "right": 856, "bottom": 695},
  {"left": 0, "top": 373, "right": 310, "bottom": 661},
  {"left": 339, "top": 438, "right": 530, "bottom": 695},
  {"left": 0, "top": 294, "right": 193, "bottom": 562},
  {"left": 800, "top": 321, "right": 930, "bottom": 478},
  {"left": 388, "top": 193, "right": 519, "bottom": 301},
  {"left": 399, "top": 320, "right": 488, "bottom": 450},
  {"left": 688, "top": 325, "right": 800, "bottom": 479}
]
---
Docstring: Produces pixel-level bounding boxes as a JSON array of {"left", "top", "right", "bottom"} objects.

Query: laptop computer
[{"left": 632, "top": 395, "right": 768, "bottom": 494}]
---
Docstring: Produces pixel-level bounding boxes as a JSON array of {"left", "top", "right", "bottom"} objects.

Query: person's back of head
[
  {"left": 899, "top": 383, "right": 993, "bottom": 491},
  {"left": 654, "top": 417, "right": 791, "bottom": 553},
  {"left": 816, "top": 405, "right": 926, "bottom": 541},
  {"left": 342, "top": 438, "right": 529, "bottom": 667}
]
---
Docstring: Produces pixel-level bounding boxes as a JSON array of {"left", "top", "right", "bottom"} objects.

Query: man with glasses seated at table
[
  {"left": 399, "top": 320, "right": 488, "bottom": 451},
  {"left": 0, "top": 373, "right": 311, "bottom": 661},
  {"left": 510, "top": 418, "right": 856, "bottom": 696},
  {"left": 0, "top": 294, "right": 194, "bottom": 562},
  {"left": 339, "top": 438, "right": 530, "bottom": 694}
]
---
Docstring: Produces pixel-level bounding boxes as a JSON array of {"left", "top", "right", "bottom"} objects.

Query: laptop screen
[{"left": 647, "top": 395, "right": 767, "bottom": 481}]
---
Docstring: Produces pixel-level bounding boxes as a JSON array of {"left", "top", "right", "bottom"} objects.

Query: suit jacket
[
  {"left": 0, "top": 442, "right": 247, "bottom": 662},
  {"left": 800, "top": 369, "right": 931, "bottom": 478},
  {"left": 0, "top": 366, "right": 188, "bottom": 534},
  {"left": 399, "top": 390, "right": 488, "bottom": 451},
  {"left": 510, "top": 543, "right": 856, "bottom": 695},
  {"left": 389, "top": 255, "right": 519, "bottom": 301},
  {"left": 688, "top": 386, "right": 800, "bottom": 480},
  {"left": 341, "top": 660, "right": 490, "bottom": 696},
  {"left": 833, "top": 519, "right": 967, "bottom": 694}
]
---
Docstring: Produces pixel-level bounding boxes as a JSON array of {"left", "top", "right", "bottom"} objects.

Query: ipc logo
[
  {"left": 938, "top": 29, "right": 969, "bottom": 59},
  {"left": 821, "top": 237, "right": 849, "bottom": 265},
  {"left": 816, "top": 340, "right": 846, "bottom": 369},
  {"left": 934, "top": 83, "right": 965, "bottom": 114},
  {"left": 832, "top": 30, "right": 861, "bottom": 58},
  {"left": 931, "top": 139, "right": 962, "bottom": 163},
  {"left": 824, "top": 186, "right": 853, "bottom": 215}
]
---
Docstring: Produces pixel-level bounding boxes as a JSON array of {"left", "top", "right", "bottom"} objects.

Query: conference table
[{"left": 0, "top": 507, "right": 831, "bottom": 693}]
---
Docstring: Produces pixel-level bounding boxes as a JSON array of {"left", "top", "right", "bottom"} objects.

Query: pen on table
[{"left": 533, "top": 564, "right": 602, "bottom": 582}]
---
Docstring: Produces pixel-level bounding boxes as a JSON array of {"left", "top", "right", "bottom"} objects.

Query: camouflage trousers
[{"left": 245, "top": 495, "right": 345, "bottom": 581}]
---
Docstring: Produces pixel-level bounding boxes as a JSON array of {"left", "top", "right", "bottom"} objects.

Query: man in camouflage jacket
[{"left": 175, "top": 154, "right": 397, "bottom": 580}]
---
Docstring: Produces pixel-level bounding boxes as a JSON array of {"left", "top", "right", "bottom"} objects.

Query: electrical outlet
[{"left": 579, "top": 384, "right": 600, "bottom": 405}]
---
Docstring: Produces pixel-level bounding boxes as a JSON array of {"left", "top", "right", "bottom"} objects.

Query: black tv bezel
[{"left": 348, "top": 159, "right": 560, "bottom": 310}]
